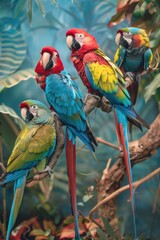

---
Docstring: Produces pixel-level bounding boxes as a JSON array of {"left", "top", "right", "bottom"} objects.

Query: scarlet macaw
[
  {"left": 66, "top": 28, "right": 149, "bottom": 239},
  {"left": 35, "top": 46, "right": 97, "bottom": 239},
  {"left": 0, "top": 100, "right": 57, "bottom": 240}
]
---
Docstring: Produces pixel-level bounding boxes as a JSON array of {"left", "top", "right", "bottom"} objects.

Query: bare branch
[
  {"left": 96, "top": 114, "right": 160, "bottom": 231},
  {"left": 96, "top": 137, "right": 120, "bottom": 150},
  {"left": 89, "top": 168, "right": 160, "bottom": 229}
]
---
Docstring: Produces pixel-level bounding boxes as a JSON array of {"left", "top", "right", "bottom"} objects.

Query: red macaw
[
  {"left": 35, "top": 46, "right": 97, "bottom": 239},
  {"left": 66, "top": 28, "right": 149, "bottom": 239}
]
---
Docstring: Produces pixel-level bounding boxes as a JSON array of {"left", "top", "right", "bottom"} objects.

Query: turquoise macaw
[
  {"left": 0, "top": 100, "right": 56, "bottom": 240},
  {"left": 35, "top": 46, "right": 97, "bottom": 240},
  {"left": 114, "top": 27, "right": 153, "bottom": 105},
  {"left": 66, "top": 28, "right": 150, "bottom": 240}
]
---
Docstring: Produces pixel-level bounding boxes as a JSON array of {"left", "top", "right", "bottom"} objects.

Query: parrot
[
  {"left": 34, "top": 46, "right": 97, "bottom": 240},
  {"left": 114, "top": 27, "right": 153, "bottom": 106},
  {"left": 0, "top": 100, "right": 57, "bottom": 240},
  {"left": 66, "top": 28, "right": 150, "bottom": 239}
]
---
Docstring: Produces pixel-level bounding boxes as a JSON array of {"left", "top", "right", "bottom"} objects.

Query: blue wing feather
[{"left": 45, "top": 70, "right": 94, "bottom": 150}]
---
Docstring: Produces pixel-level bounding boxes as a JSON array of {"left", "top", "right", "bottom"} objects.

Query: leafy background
[{"left": 0, "top": 0, "right": 159, "bottom": 239}]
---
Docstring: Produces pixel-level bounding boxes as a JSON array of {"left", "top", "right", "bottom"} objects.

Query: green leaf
[
  {"left": 97, "top": 227, "right": 109, "bottom": 240},
  {"left": 0, "top": 68, "right": 35, "bottom": 92},
  {"left": 144, "top": 73, "right": 160, "bottom": 102},
  {"left": 118, "top": 216, "right": 125, "bottom": 237},
  {"left": 14, "top": 0, "right": 26, "bottom": 18},
  {"left": 108, "top": 10, "right": 126, "bottom": 27},
  {"left": 30, "top": 228, "right": 51, "bottom": 236},
  {"left": 36, "top": 0, "right": 46, "bottom": 17},
  {"left": 0, "top": 104, "right": 24, "bottom": 129},
  {"left": 0, "top": 104, "right": 24, "bottom": 152},
  {"left": 102, "top": 217, "right": 116, "bottom": 240},
  {"left": 82, "top": 194, "right": 94, "bottom": 202},
  {"left": 0, "top": 18, "right": 26, "bottom": 79},
  {"left": 27, "top": 0, "right": 32, "bottom": 25}
]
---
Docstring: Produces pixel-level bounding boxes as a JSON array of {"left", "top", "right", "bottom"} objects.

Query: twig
[
  {"left": 96, "top": 137, "right": 120, "bottom": 150},
  {"left": 89, "top": 168, "right": 160, "bottom": 221}
]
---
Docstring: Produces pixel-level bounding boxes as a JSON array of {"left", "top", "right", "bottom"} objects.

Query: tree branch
[
  {"left": 88, "top": 168, "right": 160, "bottom": 237},
  {"left": 96, "top": 114, "right": 160, "bottom": 233}
]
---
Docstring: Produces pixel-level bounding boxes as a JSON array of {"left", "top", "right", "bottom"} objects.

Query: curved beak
[
  {"left": 66, "top": 35, "right": 81, "bottom": 51},
  {"left": 42, "top": 52, "right": 53, "bottom": 70},
  {"left": 115, "top": 32, "right": 121, "bottom": 45},
  {"left": 21, "top": 108, "right": 27, "bottom": 121}
]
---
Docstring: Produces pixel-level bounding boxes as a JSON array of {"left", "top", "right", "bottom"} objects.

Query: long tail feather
[
  {"left": 66, "top": 132, "right": 81, "bottom": 240},
  {"left": 6, "top": 174, "right": 27, "bottom": 240},
  {"left": 114, "top": 109, "right": 137, "bottom": 240}
]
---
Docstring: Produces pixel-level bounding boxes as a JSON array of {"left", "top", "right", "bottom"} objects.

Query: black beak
[
  {"left": 26, "top": 109, "right": 34, "bottom": 122},
  {"left": 119, "top": 35, "right": 129, "bottom": 48},
  {"left": 71, "top": 38, "right": 81, "bottom": 50},
  {"left": 44, "top": 55, "right": 54, "bottom": 70}
]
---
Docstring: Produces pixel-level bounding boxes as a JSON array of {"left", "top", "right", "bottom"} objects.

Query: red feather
[
  {"left": 19, "top": 102, "right": 29, "bottom": 109},
  {"left": 66, "top": 134, "right": 80, "bottom": 238}
]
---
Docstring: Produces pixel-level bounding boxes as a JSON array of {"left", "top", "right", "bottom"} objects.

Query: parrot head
[
  {"left": 66, "top": 28, "right": 99, "bottom": 54},
  {"left": 115, "top": 27, "right": 149, "bottom": 48},
  {"left": 35, "top": 46, "right": 64, "bottom": 89},
  {"left": 20, "top": 100, "right": 52, "bottom": 124}
]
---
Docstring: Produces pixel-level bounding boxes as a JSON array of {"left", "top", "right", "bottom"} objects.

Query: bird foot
[
  {"left": 84, "top": 93, "right": 101, "bottom": 103},
  {"left": 39, "top": 166, "right": 53, "bottom": 177},
  {"left": 124, "top": 72, "right": 135, "bottom": 87}
]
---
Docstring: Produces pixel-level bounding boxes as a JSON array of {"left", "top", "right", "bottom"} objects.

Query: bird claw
[
  {"left": 124, "top": 72, "right": 135, "bottom": 87},
  {"left": 39, "top": 166, "right": 53, "bottom": 177},
  {"left": 84, "top": 93, "right": 101, "bottom": 103}
]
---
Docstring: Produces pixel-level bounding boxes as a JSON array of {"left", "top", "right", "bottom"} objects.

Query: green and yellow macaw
[
  {"left": 0, "top": 100, "right": 56, "bottom": 240},
  {"left": 114, "top": 27, "right": 153, "bottom": 105}
]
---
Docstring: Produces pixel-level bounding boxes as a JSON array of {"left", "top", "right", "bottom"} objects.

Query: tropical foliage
[{"left": 0, "top": 0, "right": 159, "bottom": 239}]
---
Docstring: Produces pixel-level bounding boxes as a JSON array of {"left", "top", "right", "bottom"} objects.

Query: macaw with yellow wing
[
  {"left": 35, "top": 46, "right": 97, "bottom": 240},
  {"left": 114, "top": 27, "right": 153, "bottom": 105},
  {"left": 0, "top": 100, "right": 57, "bottom": 240},
  {"left": 66, "top": 28, "right": 150, "bottom": 239}
]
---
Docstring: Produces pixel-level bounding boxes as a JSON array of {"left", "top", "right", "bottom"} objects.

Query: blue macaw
[
  {"left": 0, "top": 100, "right": 57, "bottom": 240},
  {"left": 35, "top": 46, "right": 97, "bottom": 240}
]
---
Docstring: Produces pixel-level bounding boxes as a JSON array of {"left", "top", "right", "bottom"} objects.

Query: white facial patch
[
  {"left": 123, "top": 32, "right": 133, "bottom": 45},
  {"left": 75, "top": 33, "right": 85, "bottom": 45}
]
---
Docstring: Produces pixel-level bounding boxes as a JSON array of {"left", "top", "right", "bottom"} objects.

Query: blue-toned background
[{"left": 0, "top": 0, "right": 159, "bottom": 239}]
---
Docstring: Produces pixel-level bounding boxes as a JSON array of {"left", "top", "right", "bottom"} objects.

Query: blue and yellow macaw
[
  {"left": 66, "top": 28, "right": 150, "bottom": 240},
  {"left": 35, "top": 46, "right": 97, "bottom": 240},
  {"left": 114, "top": 27, "right": 153, "bottom": 105},
  {"left": 0, "top": 100, "right": 56, "bottom": 240}
]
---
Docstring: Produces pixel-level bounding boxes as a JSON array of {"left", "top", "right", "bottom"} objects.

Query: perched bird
[
  {"left": 35, "top": 46, "right": 97, "bottom": 240},
  {"left": 66, "top": 28, "right": 149, "bottom": 239},
  {"left": 0, "top": 100, "right": 57, "bottom": 240},
  {"left": 114, "top": 27, "right": 153, "bottom": 105}
]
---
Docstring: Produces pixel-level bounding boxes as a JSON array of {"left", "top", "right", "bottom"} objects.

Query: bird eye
[
  {"left": 31, "top": 105, "right": 38, "bottom": 109},
  {"left": 123, "top": 32, "right": 132, "bottom": 38},
  {"left": 78, "top": 34, "right": 84, "bottom": 38}
]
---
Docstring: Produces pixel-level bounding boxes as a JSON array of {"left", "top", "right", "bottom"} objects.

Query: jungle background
[{"left": 0, "top": 0, "right": 159, "bottom": 239}]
